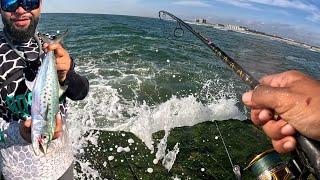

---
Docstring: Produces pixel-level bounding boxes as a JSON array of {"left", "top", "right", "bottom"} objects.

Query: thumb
[
  {"left": 54, "top": 114, "right": 63, "bottom": 139},
  {"left": 24, "top": 119, "right": 32, "bottom": 128}
]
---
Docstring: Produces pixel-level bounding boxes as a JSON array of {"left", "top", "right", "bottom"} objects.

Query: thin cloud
[
  {"left": 246, "top": 0, "right": 318, "bottom": 11},
  {"left": 307, "top": 12, "right": 320, "bottom": 22},
  {"left": 173, "top": 0, "right": 211, "bottom": 8},
  {"left": 215, "top": 0, "right": 260, "bottom": 10},
  {"left": 215, "top": 0, "right": 320, "bottom": 22},
  {"left": 249, "top": 0, "right": 320, "bottom": 22}
]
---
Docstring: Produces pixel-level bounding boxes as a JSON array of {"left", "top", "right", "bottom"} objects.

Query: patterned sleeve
[
  {"left": 0, "top": 119, "right": 28, "bottom": 148},
  {"left": 64, "top": 71, "right": 89, "bottom": 100}
]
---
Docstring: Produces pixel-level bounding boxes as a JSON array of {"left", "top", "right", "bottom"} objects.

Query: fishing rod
[{"left": 159, "top": 10, "right": 320, "bottom": 179}]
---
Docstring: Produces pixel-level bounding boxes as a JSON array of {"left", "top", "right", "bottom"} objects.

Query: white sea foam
[
  {"left": 155, "top": 132, "right": 169, "bottom": 161},
  {"left": 69, "top": 87, "right": 244, "bottom": 175},
  {"left": 68, "top": 65, "right": 245, "bottom": 177},
  {"left": 117, "top": 146, "right": 124, "bottom": 153},
  {"left": 162, "top": 143, "right": 180, "bottom": 171},
  {"left": 128, "top": 138, "right": 134, "bottom": 144},
  {"left": 111, "top": 95, "right": 245, "bottom": 151},
  {"left": 147, "top": 168, "right": 154, "bottom": 173},
  {"left": 75, "top": 160, "right": 100, "bottom": 179},
  {"left": 104, "top": 48, "right": 132, "bottom": 56},
  {"left": 171, "top": 175, "right": 181, "bottom": 180},
  {"left": 108, "top": 156, "right": 115, "bottom": 161}
]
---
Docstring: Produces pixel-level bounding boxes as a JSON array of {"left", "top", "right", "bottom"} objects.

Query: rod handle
[{"left": 296, "top": 134, "right": 320, "bottom": 179}]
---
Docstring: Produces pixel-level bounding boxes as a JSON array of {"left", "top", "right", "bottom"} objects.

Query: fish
[{"left": 27, "top": 30, "right": 69, "bottom": 155}]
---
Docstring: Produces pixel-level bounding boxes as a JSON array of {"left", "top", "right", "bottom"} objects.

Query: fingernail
[
  {"left": 242, "top": 92, "right": 251, "bottom": 103},
  {"left": 281, "top": 124, "right": 295, "bottom": 135},
  {"left": 258, "top": 110, "right": 272, "bottom": 120},
  {"left": 283, "top": 141, "right": 294, "bottom": 150}
]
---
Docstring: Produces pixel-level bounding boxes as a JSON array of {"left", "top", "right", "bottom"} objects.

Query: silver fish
[{"left": 28, "top": 30, "right": 68, "bottom": 155}]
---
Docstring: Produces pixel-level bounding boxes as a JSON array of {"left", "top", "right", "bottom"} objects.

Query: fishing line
[
  {"left": 214, "top": 120, "right": 242, "bottom": 179},
  {"left": 214, "top": 121, "right": 233, "bottom": 168},
  {"left": 214, "top": 121, "right": 234, "bottom": 168}
]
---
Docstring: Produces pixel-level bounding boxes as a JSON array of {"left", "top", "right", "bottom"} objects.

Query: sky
[{"left": 42, "top": 0, "right": 320, "bottom": 46}]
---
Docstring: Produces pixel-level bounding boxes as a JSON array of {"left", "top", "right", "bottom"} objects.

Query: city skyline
[{"left": 42, "top": 0, "right": 320, "bottom": 46}]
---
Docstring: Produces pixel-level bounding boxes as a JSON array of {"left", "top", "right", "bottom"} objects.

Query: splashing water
[
  {"left": 162, "top": 143, "right": 180, "bottom": 171},
  {"left": 67, "top": 79, "right": 246, "bottom": 177}
]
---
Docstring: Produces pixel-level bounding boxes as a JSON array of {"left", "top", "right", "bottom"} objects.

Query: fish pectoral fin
[
  {"left": 59, "top": 85, "right": 68, "bottom": 97},
  {"left": 25, "top": 79, "right": 36, "bottom": 91},
  {"left": 38, "top": 29, "right": 69, "bottom": 45},
  {"left": 39, "top": 106, "right": 49, "bottom": 120}
]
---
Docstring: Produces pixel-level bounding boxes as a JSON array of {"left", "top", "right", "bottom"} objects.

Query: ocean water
[{"left": 38, "top": 13, "right": 320, "bottom": 178}]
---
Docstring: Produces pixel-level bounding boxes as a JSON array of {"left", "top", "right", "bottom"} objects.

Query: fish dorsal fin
[{"left": 38, "top": 29, "right": 69, "bottom": 45}]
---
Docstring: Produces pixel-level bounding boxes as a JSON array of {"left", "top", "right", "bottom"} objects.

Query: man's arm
[{"left": 63, "top": 65, "right": 89, "bottom": 100}]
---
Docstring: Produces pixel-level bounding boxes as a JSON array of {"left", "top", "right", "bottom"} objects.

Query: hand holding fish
[
  {"left": 242, "top": 70, "right": 320, "bottom": 153},
  {"left": 43, "top": 43, "right": 71, "bottom": 82},
  {"left": 20, "top": 114, "right": 63, "bottom": 143}
]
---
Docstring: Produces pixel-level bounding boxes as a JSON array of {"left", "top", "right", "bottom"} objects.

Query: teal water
[{"left": 38, "top": 13, "right": 320, "bottom": 178}]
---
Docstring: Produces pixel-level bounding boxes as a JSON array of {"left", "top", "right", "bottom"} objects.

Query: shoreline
[{"left": 188, "top": 21, "right": 320, "bottom": 53}]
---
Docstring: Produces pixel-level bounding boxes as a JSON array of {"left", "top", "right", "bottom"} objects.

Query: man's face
[{"left": 1, "top": 3, "right": 41, "bottom": 42}]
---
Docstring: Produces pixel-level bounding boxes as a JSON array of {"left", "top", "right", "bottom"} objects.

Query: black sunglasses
[{"left": 1, "top": 0, "right": 40, "bottom": 12}]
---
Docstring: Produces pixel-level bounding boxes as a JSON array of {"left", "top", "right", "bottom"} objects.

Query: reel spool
[{"left": 245, "top": 149, "right": 295, "bottom": 180}]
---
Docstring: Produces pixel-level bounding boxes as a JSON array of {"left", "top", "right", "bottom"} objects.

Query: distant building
[
  {"left": 225, "top": 24, "right": 247, "bottom": 31},
  {"left": 196, "top": 18, "right": 207, "bottom": 24},
  {"left": 211, "top": 24, "right": 225, "bottom": 28}
]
